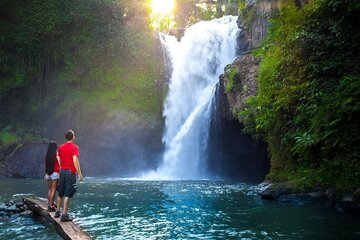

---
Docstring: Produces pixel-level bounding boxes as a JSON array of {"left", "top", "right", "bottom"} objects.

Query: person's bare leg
[
  {"left": 56, "top": 196, "right": 62, "bottom": 212},
  {"left": 63, "top": 197, "right": 70, "bottom": 215},
  {"left": 47, "top": 180, "right": 52, "bottom": 206},
  {"left": 50, "top": 180, "right": 58, "bottom": 206}
]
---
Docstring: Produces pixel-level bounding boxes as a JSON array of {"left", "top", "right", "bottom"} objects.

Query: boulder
[
  {"left": 5, "top": 142, "right": 47, "bottom": 178},
  {"left": 0, "top": 203, "right": 7, "bottom": 211},
  {"left": 353, "top": 188, "right": 360, "bottom": 202},
  {"left": 19, "top": 210, "right": 32, "bottom": 216},
  {"left": 324, "top": 187, "right": 337, "bottom": 208},
  {"left": 5, "top": 204, "right": 20, "bottom": 213},
  {"left": 340, "top": 193, "right": 360, "bottom": 214},
  {"left": 168, "top": 28, "right": 186, "bottom": 41},
  {"left": 279, "top": 191, "right": 324, "bottom": 205},
  {"left": 0, "top": 201, "right": 31, "bottom": 217},
  {"left": 261, "top": 183, "right": 293, "bottom": 200}
]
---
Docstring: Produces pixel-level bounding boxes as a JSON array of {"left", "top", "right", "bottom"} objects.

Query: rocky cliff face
[
  {"left": 221, "top": 0, "right": 309, "bottom": 121},
  {"left": 208, "top": 1, "right": 278, "bottom": 181},
  {"left": 219, "top": 55, "right": 260, "bottom": 120},
  {"left": 237, "top": 0, "right": 308, "bottom": 50},
  {"left": 220, "top": 0, "right": 281, "bottom": 121},
  {"left": 237, "top": 0, "right": 280, "bottom": 52}
]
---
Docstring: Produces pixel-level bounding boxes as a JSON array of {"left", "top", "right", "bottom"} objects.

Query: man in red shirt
[{"left": 54, "top": 130, "right": 83, "bottom": 222}]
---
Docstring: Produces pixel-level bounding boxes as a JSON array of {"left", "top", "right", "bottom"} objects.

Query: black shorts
[{"left": 57, "top": 170, "right": 77, "bottom": 198}]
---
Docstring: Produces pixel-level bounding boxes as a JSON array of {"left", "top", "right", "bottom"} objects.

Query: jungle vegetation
[
  {"left": 241, "top": 0, "right": 360, "bottom": 191},
  {"left": 0, "top": 0, "right": 240, "bottom": 142}
]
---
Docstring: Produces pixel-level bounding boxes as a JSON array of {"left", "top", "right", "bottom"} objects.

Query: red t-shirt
[
  {"left": 58, "top": 142, "right": 79, "bottom": 174},
  {"left": 54, "top": 153, "right": 60, "bottom": 173}
]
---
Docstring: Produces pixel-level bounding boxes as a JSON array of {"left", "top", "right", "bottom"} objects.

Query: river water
[{"left": 1, "top": 178, "right": 359, "bottom": 239}]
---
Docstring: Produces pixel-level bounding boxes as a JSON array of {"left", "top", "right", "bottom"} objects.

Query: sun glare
[{"left": 151, "top": 0, "right": 175, "bottom": 15}]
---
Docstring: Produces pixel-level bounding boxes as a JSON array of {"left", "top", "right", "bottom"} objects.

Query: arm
[
  {"left": 56, "top": 152, "right": 61, "bottom": 168},
  {"left": 73, "top": 155, "right": 83, "bottom": 182}
]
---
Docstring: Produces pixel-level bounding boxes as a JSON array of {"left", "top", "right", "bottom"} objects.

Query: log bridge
[{"left": 23, "top": 198, "right": 92, "bottom": 240}]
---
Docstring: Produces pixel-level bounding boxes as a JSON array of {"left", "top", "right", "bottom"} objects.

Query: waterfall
[{"left": 144, "top": 16, "right": 239, "bottom": 180}]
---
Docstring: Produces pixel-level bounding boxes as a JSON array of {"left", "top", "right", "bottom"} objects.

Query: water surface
[{"left": 0, "top": 178, "right": 359, "bottom": 239}]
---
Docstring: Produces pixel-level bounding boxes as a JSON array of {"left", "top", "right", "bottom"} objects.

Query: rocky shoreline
[
  {"left": 0, "top": 200, "right": 31, "bottom": 218},
  {"left": 259, "top": 182, "right": 360, "bottom": 214}
]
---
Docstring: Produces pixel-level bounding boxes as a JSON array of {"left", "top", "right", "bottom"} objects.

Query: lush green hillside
[
  {"left": 0, "top": 0, "right": 244, "bottom": 176},
  {"left": 241, "top": 0, "right": 360, "bottom": 191},
  {"left": 0, "top": 0, "right": 242, "bottom": 141},
  {"left": 0, "top": 0, "right": 165, "bottom": 141}
]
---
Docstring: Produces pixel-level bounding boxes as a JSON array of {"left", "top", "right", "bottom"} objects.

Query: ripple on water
[
  {"left": 0, "top": 215, "right": 61, "bottom": 240},
  {"left": 1, "top": 179, "right": 360, "bottom": 239}
]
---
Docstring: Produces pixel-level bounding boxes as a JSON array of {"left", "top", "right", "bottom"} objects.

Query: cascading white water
[{"left": 145, "top": 16, "right": 239, "bottom": 180}]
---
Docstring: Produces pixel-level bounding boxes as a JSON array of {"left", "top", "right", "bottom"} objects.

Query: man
[{"left": 55, "top": 129, "right": 83, "bottom": 222}]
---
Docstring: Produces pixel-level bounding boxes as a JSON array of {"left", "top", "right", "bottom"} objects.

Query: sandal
[{"left": 48, "top": 205, "right": 56, "bottom": 212}]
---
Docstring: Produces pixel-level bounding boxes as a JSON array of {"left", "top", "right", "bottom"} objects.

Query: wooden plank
[{"left": 23, "top": 198, "right": 92, "bottom": 240}]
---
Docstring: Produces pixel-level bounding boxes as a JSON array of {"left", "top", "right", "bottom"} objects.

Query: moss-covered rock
[{"left": 219, "top": 54, "right": 260, "bottom": 121}]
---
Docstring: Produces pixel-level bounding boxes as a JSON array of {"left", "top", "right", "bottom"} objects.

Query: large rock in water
[{"left": 5, "top": 143, "right": 47, "bottom": 178}]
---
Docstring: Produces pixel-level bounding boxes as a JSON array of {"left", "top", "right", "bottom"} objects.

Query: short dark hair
[{"left": 65, "top": 130, "right": 75, "bottom": 141}]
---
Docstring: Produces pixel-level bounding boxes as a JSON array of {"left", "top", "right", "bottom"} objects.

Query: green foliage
[
  {"left": 239, "top": 95, "right": 266, "bottom": 139},
  {"left": 0, "top": 131, "right": 19, "bottom": 146},
  {"left": 0, "top": 124, "right": 45, "bottom": 146},
  {"left": 238, "top": 2, "right": 256, "bottom": 27},
  {"left": 0, "top": 0, "right": 164, "bottom": 135},
  {"left": 225, "top": 68, "right": 242, "bottom": 93},
  {"left": 242, "top": 0, "right": 360, "bottom": 190},
  {"left": 174, "top": 0, "right": 242, "bottom": 28}
]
